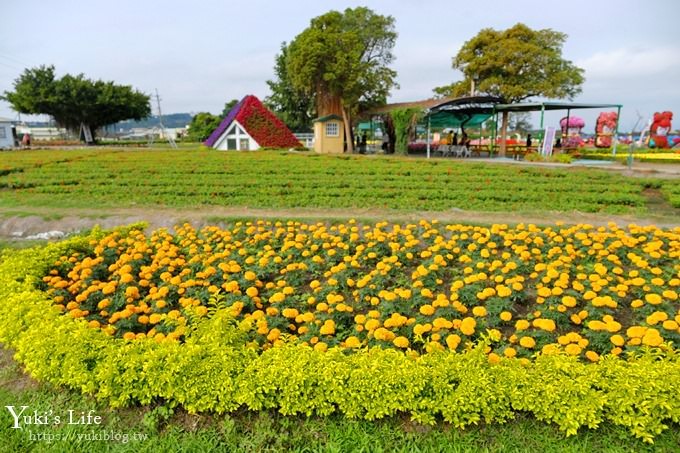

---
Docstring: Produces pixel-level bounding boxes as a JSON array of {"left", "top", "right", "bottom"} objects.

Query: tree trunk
[
  {"left": 382, "top": 114, "right": 396, "bottom": 154},
  {"left": 499, "top": 111, "right": 509, "bottom": 157},
  {"left": 316, "top": 84, "right": 343, "bottom": 117},
  {"left": 341, "top": 104, "right": 353, "bottom": 153}
]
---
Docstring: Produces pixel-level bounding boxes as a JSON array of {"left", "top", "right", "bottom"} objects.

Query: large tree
[
  {"left": 286, "top": 7, "right": 398, "bottom": 152},
  {"left": 434, "top": 23, "right": 584, "bottom": 155},
  {"left": 187, "top": 112, "right": 221, "bottom": 142},
  {"left": 265, "top": 43, "right": 315, "bottom": 132},
  {"left": 2, "top": 65, "right": 150, "bottom": 142}
]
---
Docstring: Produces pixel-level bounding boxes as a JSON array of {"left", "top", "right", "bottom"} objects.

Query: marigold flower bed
[
  {"left": 42, "top": 220, "right": 680, "bottom": 361},
  {"left": 1, "top": 221, "right": 680, "bottom": 442}
]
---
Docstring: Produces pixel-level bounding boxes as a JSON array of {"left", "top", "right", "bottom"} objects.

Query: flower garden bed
[{"left": 1, "top": 221, "right": 679, "bottom": 442}]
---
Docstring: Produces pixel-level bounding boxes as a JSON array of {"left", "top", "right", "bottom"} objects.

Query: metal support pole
[
  {"left": 627, "top": 141, "right": 634, "bottom": 169},
  {"left": 612, "top": 105, "right": 622, "bottom": 156},
  {"left": 426, "top": 116, "right": 431, "bottom": 159},
  {"left": 491, "top": 108, "right": 498, "bottom": 157}
]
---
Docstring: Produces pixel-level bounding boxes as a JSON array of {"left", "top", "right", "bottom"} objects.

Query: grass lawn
[{"left": 0, "top": 148, "right": 677, "bottom": 213}]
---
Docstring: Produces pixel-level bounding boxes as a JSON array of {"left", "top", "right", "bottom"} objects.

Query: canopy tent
[
  {"left": 424, "top": 96, "right": 504, "bottom": 158},
  {"left": 492, "top": 101, "right": 623, "bottom": 155}
]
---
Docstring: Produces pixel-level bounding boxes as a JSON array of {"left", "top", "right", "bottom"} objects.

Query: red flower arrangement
[{"left": 234, "top": 95, "right": 301, "bottom": 148}]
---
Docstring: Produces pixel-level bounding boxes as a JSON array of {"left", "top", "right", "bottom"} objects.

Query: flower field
[
  {"left": 40, "top": 220, "right": 680, "bottom": 360},
  {"left": 1, "top": 221, "right": 680, "bottom": 442},
  {"left": 1, "top": 148, "right": 677, "bottom": 212}
]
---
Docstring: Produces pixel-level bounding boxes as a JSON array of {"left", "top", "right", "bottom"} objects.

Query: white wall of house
[
  {"left": 213, "top": 120, "right": 259, "bottom": 151},
  {"left": 0, "top": 122, "right": 14, "bottom": 149}
]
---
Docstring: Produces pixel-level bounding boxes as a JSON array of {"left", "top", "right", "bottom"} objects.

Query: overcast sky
[{"left": 2, "top": 0, "right": 679, "bottom": 132}]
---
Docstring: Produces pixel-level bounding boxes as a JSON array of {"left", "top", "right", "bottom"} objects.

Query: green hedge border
[{"left": 1, "top": 230, "right": 679, "bottom": 443}]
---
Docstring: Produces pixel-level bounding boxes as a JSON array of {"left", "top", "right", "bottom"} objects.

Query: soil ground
[{"left": 1, "top": 205, "right": 678, "bottom": 240}]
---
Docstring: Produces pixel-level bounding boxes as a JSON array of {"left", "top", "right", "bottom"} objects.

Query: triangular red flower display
[{"left": 204, "top": 95, "right": 301, "bottom": 148}]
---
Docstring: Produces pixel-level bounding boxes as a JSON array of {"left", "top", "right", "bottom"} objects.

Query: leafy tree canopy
[
  {"left": 265, "top": 42, "right": 315, "bottom": 132},
  {"left": 221, "top": 99, "right": 240, "bottom": 118},
  {"left": 434, "top": 23, "right": 585, "bottom": 103},
  {"left": 2, "top": 65, "right": 151, "bottom": 140},
  {"left": 187, "top": 112, "right": 221, "bottom": 142},
  {"left": 286, "top": 7, "right": 398, "bottom": 151}
]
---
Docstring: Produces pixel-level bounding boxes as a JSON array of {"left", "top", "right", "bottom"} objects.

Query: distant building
[
  {"left": 204, "top": 95, "right": 300, "bottom": 150},
  {"left": 0, "top": 117, "right": 16, "bottom": 149}
]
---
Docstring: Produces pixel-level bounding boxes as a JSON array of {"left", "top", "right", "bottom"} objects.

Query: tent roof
[
  {"left": 424, "top": 96, "right": 504, "bottom": 128},
  {"left": 494, "top": 102, "right": 622, "bottom": 113}
]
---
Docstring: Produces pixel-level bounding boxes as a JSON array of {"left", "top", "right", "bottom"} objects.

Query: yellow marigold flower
[
  {"left": 88, "top": 320, "right": 101, "bottom": 329},
  {"left": 246, "top": 286, "right": 259, "bottom": 297},
  {"left": 662, "top": 320, "right": 679, "bottom": 330},
  {"left": 472, "top": 306, "right": 487, "bottom": 317},
  {"left": 267, "top": 328, "right": 281, "bottom": 342},
  {"left": 503, "top": 347, "right": 517, "bottom": 358},
  {"left": 626, "top": 325, "right": 647, "bottom": 338},
  {"left": 374, "top": 327, "right": 395, "bottom": 341},
  {"left": 641, "top": 330, "right": 663, "bottom": 347},
  {"left": 644, "top": 293, "right": 662, "bottom": 305},
  {"left": 354, "top": 314, "right": 367, "bottom": 324},
  {"left": 587, "top": 320, "right": 607, "bottom": 331},
  {"left": 585, "top": 350, "right": 600, "bottom": 362},
  {"left": 519, "top": 336, "right": 536, "bottom": 348},
  {"left": 460, "top": 317, "right": 476, "bottom": 336},
  {"left": 541, "top": 344, "right": 560, "bottom": 355},
  {"left": 488, "top": 353, "right": 501, "bottom": 364},
  {"left": 605, "top": 321, "right": 622, "bottom": 333},
  {"left": 319, "top": 320, "right": 336, "bottom": 335},
  {"left": 314, "top": 342, "right": 328, "bottom": 352},
  {"left": 446, "top": 334, "right": 461, "bottom": 350},
  {"left": 515, "top": 320, "right": 530, "bottom": 331},
  {"left": 564, "top": 344, "right": 582, "bottom": 356},
  {"left": 393, "top": 336, "right": 409, "bottom": 348},
  {"left": 149, "top": 313, "right": 163, "bottom": 324},
  {"left": 647, "top": 311, "right": 669, "bottom": 325},
  {"left": 537, "top": 287, "right": 552, "bottom": 298},
  {"left": 123, "top": 332, "right": 136, "bottom": 341},
  {"left": 433, "top": 317, "right": 453, "bottom": 329},
  {"left": 167, "top": 310, "right": 181, "bottom": 320},
  {"left": 282, "top": 308, "right": 299, "bottom": 319},
  {"left": 610, "top": 334, "right": 625, "bottom": 346},
  {"left": 419, "top": 304, "right": 435, "bottom": 316},
  {"left": 365, "top": 319, "right": 381, "bottom": 331},
  {"left": 536, "top": 318, "right": 556, "bottom": 332},
  {"left": 500, "top": 311, "right": 513, "bottom": 322},
  {"left": 662, "top": 290, "right": 677, "bottom": 300},
  {"left": 344, "top": 336, "right": 362, "bottom": 348},
  {"left": 561, "top": 296, "right": 577, "bottom": 308}
]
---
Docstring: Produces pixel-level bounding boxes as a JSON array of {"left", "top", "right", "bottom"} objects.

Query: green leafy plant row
[
  {"left": 0, "top": 149, "right": 665, "bottom": 214},
  {"left": 0, "top": 231, "right": 679, "bottom": 443}
]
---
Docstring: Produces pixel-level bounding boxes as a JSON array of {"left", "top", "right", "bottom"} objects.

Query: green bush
[{"left": 1, "top": 232, "right": 679, "bottom": 443}]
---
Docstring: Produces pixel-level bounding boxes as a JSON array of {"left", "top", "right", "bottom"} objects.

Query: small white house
[
  {"left": 212, "top": 119, "right": 259, "bottom": 151},
  {"left": 0, "top": 118, "right": 15, "bottom": 149},
  {"left": 204, "top": 95, "right": 301, "bottom": 150}
]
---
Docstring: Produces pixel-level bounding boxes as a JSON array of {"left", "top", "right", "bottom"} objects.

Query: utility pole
[{"left": 155, "top": 89, "right": 177, "bottom": 149}]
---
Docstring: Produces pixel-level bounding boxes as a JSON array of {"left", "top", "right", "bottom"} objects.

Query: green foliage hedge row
[{"left": 1, "top": 231, "right": 679, "bottom": 443}]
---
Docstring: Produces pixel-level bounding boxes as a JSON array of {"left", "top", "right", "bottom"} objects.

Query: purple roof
[{"left": 204, "top": 97, "right": 246, "bottom": 147}]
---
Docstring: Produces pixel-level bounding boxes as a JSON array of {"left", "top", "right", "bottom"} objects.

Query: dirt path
[{"left": 1, "top": 205, "right": 679, "bottom": 239}]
